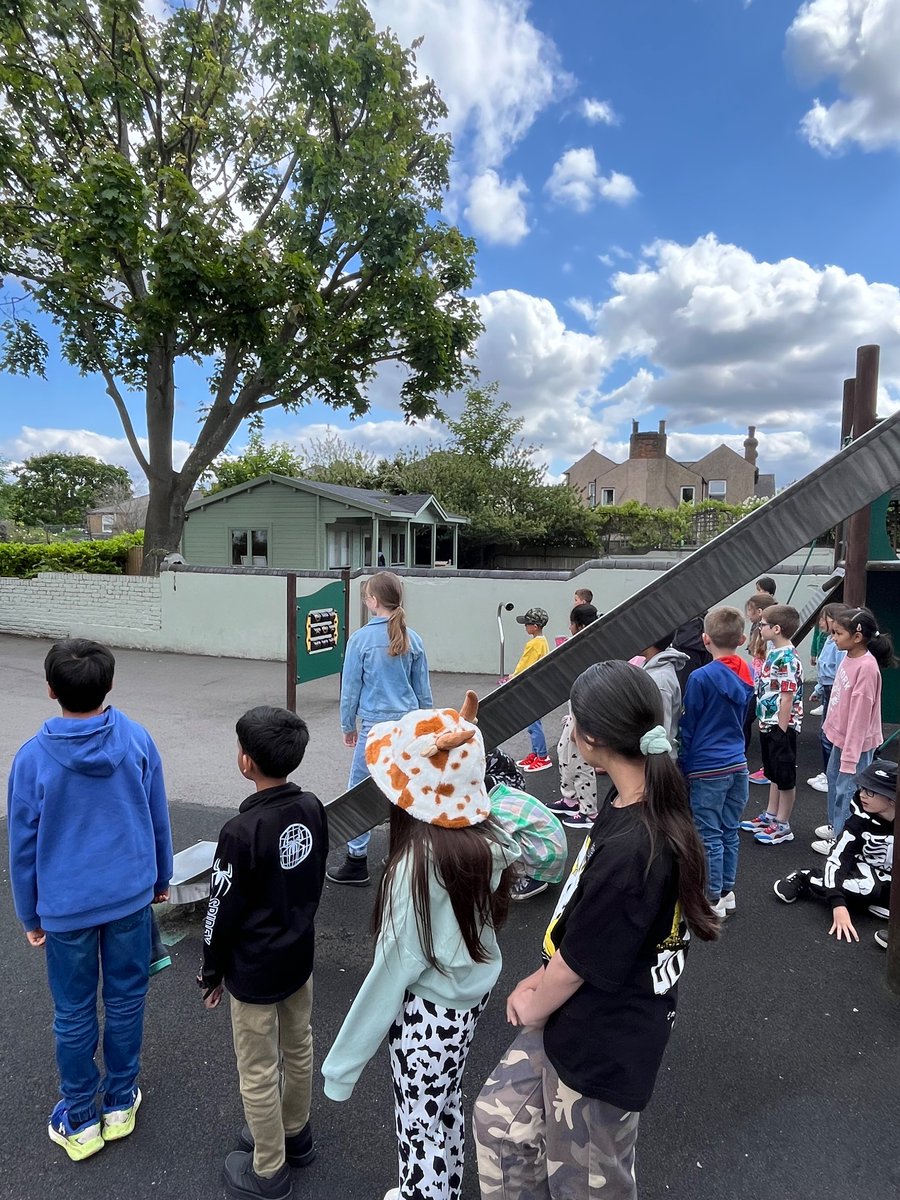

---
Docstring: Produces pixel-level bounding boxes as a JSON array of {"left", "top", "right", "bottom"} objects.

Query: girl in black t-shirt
[{"left": 474, "top": 661, "right": 719, "bottom": 1200}]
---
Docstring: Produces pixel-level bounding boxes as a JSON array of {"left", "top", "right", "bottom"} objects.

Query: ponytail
[
  {"left": 837, "top": 607, "right": 897, "bottom": 669},
  {"left": 366, "top": 571, "right": 410, "bottom": 657}
]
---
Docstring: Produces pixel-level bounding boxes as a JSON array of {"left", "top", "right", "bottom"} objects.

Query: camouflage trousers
[
  {"left": 557, "top": 715, "right": 598, "bottom": 817},
  {"left": 473, "top": 1028, "right": 639, "bottom": 1199}
]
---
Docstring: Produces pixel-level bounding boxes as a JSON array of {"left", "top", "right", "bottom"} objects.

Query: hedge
[{"left": 0, "top": 532, "right": 144, "bottom": 578}]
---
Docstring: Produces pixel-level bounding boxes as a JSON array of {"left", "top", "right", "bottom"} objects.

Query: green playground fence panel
[{"left": 296, "top": 580, "right": 346, "bottom": 684}]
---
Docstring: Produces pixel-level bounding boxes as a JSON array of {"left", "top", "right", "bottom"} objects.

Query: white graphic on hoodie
[{"left": 279, "top": 824, "right": 312, "bottom": 870}]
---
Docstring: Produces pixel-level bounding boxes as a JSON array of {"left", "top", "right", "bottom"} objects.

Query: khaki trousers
[{"left": 230, "top": 978, "right": 314, "bottom": 1177}]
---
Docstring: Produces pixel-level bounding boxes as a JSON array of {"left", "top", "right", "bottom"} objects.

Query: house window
[
  {"left": 101, "top": 513, "right": 115, "bottom": 533},
  {"left": 327, "top": 527, "right": 351, "bottom": 568},
  {"left": 680, "top": 486, "right": 696, "bottom": 505},
  {"left": 587, "top": 481, "right": 596, "bottom": 506},
  {"left": 390, "top": 531, "right": 406, "bottom": 565},
  {"left": 708, "top": 479, "right": 727, "bottom": 500},
  {"left": 601, "top": 488, "right": 616, "bottom": 506},
  {"left": 231, "top": 529, "right": 268, "bottom": 566}
]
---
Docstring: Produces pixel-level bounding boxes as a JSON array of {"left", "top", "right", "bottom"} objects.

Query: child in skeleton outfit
[
  {"left": 322, "top": 693, "right": 520, "bottom": 1200},
  {"left": 773, "top": 758, "right": 895, "bottom": 942},
  {"left": 199, "top": 707, "right": 328, "bottom": 1200},
  {"left": 474, "top": 662, "right": 720, "bottom": 1200}
]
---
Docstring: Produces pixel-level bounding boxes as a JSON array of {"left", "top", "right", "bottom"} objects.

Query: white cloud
[
  {"left": 787, "top": 0, "right": 900, "bottom": 152},
  {"left": 581, "top": 98, "right": 618, "bottom": 125},
  {"left": 0, "top": 426, "right": 192, "bottom": 482},
  {"left": 368, "top": 0, "right": 568, "bottom": 168},
  {"left": 464, "top": 170, "right": 530, "bottom": 244},
  {"left": 545, "top": 147, "right": 638, "bottom": 212}
]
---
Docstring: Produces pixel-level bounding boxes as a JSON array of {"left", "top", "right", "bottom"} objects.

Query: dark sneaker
[
  {"left": 868, "top": 905, "right": 890, "bottom": 920},
  {"left": 773, "top": 870, "right": 811, "bottom": 903},
  {"left": 238, "top": 1121, "right": 316, "bottom": 1168},
  {"left": 522, "top": 755, "right": 552, "bottom": 773},
  {"left": 544, "top": 797, "right": 580, "bottom": 816},
  {"left": 511, "top": 876, "right": 548, "bottom": 901},
  {"left": 101, "top": 1088, "right": 142, "bottom": 1142},
  {"left": 326, "top": 855, "right": 370, "bottom": 886},
  {"left": 875, "top": 929, "right": 888, "bottom": 950},
  {"left": 224, "top": 1151, "right": 292, "bottom": 1200},
  {"left": 562, "top": 810, "right": 594, "bottom": 829},
  {"left": 47, "top": 1101, "right": 104, "bottom": 1162}
]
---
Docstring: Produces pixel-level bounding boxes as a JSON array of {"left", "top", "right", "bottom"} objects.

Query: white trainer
[
  {"left": 806, "top": 773, "right": 828, "bottom": 793},
  {"left": 814, "top": 823, "right": 835, "bottom": 840}
]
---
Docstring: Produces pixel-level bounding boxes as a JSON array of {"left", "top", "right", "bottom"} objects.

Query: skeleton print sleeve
[{"left": 200, "top": 828, "right": 248, "bottom": 992}]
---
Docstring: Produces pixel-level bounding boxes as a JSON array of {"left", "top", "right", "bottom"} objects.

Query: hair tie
[{"left": 639, "top": 725, "right": 671, "bottom": 756}]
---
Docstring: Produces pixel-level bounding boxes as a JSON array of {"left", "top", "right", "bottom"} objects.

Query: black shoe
[
  {"left": 326, "top": 855, "right": 370, "bottom": 886},
  {"left": 773, "top": 869, "right": 811, "bottom": 904},
  {"left": 224, "top": 1150, "right": 292, "bottom": 1200},
  {"left": 237, "top": 1121, "right": 316, "bottom": 1168}
]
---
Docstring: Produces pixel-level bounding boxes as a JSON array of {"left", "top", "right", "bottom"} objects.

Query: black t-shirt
[
  {"left": 541, "top": 801, "right": 688, "bottom": 1111},
  {"left": 201, "top": 783, "right": 328, "bottom": 1004}
]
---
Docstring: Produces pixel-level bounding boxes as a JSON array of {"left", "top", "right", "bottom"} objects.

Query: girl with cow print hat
[{"left": 322, "top": 692, "right": 520, "bottom": 1200}]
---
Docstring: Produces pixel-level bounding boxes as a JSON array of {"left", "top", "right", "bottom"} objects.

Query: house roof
[{"left": 185, "top": 475, "right": 468, "bottom": 523}]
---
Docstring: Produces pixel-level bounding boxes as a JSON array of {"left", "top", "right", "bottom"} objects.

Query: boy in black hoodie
[{"left": 199, "top": 707, "right": 328, "bottom": 1200}]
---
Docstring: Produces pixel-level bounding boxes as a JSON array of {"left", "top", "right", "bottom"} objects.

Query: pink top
[{"left": 822, "top": 652, "right": 883, "bottom": 774}]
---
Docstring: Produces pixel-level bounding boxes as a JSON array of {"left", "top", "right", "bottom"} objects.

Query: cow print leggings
[{"left": 388, "top": 991, "right": 490, "bottom": 1200}]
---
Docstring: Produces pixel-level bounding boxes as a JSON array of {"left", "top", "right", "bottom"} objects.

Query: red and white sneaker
[
  {"left": 516, "top": 753, "right": 537, "bottom": 768},
  {"left": 522, "top": 755, "right": 552, "bottom": 773}
]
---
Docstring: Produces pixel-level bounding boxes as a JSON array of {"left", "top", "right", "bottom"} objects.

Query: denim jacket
[{"left": 339, "top": 616, "right": 432, "bottom": 732}]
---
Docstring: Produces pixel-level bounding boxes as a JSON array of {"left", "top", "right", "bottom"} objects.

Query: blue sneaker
[
  {"left": 755, "top": 823, "right": 794, "bottom": 845},
  {"left": 101, "top": 1088, "right": 142, "bottom": 1142},
  {"left": 47, "top": 1101, "right": 104, "bottom": 1162},
  {"left": 739, "top": 811, "right": 774, "bottom": 832}
]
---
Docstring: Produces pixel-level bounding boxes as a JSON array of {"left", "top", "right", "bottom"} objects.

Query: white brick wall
[{"left": 0, "top": 573, "right": 162, "bottom": 641}]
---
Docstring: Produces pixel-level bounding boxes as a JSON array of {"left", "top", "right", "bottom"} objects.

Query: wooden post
[
  {"left": 843, "top": 346, "right": 879, "bottom": 608},
  {"left": 286, "top": 573, "right": 297, "bottom": 713},
  {"left": 888, "top": 763, "right": 900, "bottom": 993},
  {"left": 833, "top": 377, "right": 856, "bottom": 570}
]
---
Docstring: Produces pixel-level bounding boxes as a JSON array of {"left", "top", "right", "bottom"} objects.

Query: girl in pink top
[{"left": 821, "top": 607, "right": 895, "bottom": 844}]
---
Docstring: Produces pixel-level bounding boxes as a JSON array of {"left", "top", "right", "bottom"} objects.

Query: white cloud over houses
[
  {"left": 545, "top": 148, "right": 638, "bottom": 212},
  {"left": 464, "top": 171, "right": 530, "bottom": 244},
  {"left": 787, "top": 0, "right": 900, "bottom": 152},
  {"left": 0, "top": 426, "right": 192, "bottom": 483},
  {"left": 368, "top": 0, "right": 568, "bottom": 169}
]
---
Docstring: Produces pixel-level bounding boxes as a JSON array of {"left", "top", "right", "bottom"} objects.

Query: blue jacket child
[{"left": 7, "top": 639, "right": 172, "bottom": 1162}]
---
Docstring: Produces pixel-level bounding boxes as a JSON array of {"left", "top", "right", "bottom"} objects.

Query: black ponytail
[{"left": 837, "top": 607, "right": 897, "bottom": 669}]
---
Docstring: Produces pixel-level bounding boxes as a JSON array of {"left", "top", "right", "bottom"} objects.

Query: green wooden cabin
[{"left": 182, "top": 475, "right": 466, "bottom": 570}]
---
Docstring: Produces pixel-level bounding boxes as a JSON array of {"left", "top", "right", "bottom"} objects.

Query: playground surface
[{"left": 1, "top": 633, "right": 898, "bottom": 1200}]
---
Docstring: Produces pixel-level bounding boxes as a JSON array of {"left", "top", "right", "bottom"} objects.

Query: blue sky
[{"left": 4, "top": 0, "right": 900, "bottom": 490}]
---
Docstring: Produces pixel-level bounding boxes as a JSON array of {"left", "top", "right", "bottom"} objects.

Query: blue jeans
[
  {"left": 818, "top": 685, "right": 834, "bottom": 773},
  {"left": 45, "top": 905, "right": 151, "bottom": 1125},
  {"left": 347, "top": 721, "right": 374, "bottom": 857},
  {"left": 528, "top": 720, "right": 548, "bottom": 759},
  {"left": 827, "top": 744, "right": 874, "bottom": 836},
  {"left": 689, "top": 770, "right": 749, "bottom": 898}
]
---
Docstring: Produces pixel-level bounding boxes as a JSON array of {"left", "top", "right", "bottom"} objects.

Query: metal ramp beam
[{"left": 324, "top": 408, "right": 900, "bottom": 848}]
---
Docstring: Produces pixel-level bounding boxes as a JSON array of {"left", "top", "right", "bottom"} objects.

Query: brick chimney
[
  {"left": 629, "top": 418, "right": 667, "bottom": 460},
  {"left": 743, "top": 425, "right": 758, "bottom": 467}
]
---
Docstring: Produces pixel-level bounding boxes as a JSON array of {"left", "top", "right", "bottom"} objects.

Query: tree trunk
[{"left": 142, "top": 479, "right": 192, "bottom": 574}]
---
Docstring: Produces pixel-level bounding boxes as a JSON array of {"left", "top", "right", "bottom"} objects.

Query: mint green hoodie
[{"left": 322, "top": 828, "right": 520, "bottom": 1101}]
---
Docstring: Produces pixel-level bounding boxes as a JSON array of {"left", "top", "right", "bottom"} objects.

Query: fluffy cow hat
[{"left": 364, "top": 691, "right": 490, "bottom": 828}]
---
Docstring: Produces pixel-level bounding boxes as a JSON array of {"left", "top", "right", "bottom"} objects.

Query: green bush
[{"left": 0, "top": 532, "right": 143, "bottom": 578}]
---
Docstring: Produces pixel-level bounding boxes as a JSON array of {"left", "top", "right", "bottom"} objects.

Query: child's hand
[
  {"left": 153, "top": 890, "right": 169, "bottom": 904},
  {"left": 829, "top": 907, "right": 859, "bottom": 943},
  {"left": 203, "top": 984, "right": 224, "bottom": 1010},
  {"left": 506, "top": 984, "right": 539, "bottom": 1026},
  {"left": 25, "top": 928, "right": 45, "bottom": 948},
  {"left": 342, "top": 730, "right": 358, "bottom": 748}
]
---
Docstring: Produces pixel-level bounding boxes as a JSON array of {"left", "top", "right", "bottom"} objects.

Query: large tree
[
  {"left": 0, "top": 0, "right": 479, "bottom": 570},
  {"left": 11, "top": 451, "right": 132, "bottom": 526}
]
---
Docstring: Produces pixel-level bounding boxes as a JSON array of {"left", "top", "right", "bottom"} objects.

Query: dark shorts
[{"left": 760, "top": 726, "right": 797, "bottom": 790}]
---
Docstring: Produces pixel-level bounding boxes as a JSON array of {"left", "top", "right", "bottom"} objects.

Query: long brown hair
[
  {"left": 570, "top": 660, "right": 720, "bottom": 942},
  {"left": 366, "top": 571, "right": 409, "bottom": 657},
  {"left": 746, "top": 592, "right": 775, "bottom": 660},
  {"left": 371, "top": 807, "right": 514, "bottom": 972}
]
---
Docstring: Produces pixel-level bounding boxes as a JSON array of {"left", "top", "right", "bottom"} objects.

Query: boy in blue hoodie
[
  {"left": 7, "top": 639, "right": 172, "bottom": 1162},
  {"left": 679, "top": 607, "right": 754, "bottom": 919}
]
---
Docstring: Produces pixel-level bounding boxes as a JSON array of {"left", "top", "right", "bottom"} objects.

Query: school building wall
[{"left": 0, "top": 551, "right": 836, "bottom": 674}]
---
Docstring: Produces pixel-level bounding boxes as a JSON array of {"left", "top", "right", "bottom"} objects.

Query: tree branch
[{"left": 78, "top": 323, "right": 150, "bottom": 475}]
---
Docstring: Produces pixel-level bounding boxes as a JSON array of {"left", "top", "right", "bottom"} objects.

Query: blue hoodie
[
  {"left": 7, "top": 707, "right": 173, "bottom": 933},
  {"left": 679, "top": 660, "right": 754, "bottom": 777}
]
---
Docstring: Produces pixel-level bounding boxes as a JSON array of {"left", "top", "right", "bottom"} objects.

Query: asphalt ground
[{"left": 1, "top": 634, "right": 899, "bottom": 1200}]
